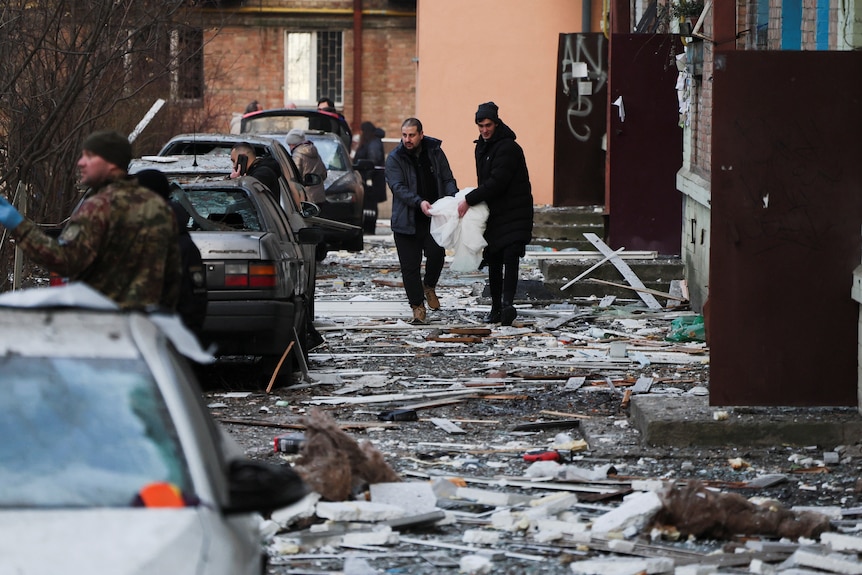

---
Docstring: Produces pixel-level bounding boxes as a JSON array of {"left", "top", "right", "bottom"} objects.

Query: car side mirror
[
  {"left": 303, "top": 173, "right": 323, "bottom": 187},
  {"left": 300, "top": 201, "right": 321, "bottom": 218},
  {"left": 224, "top": 459, "right": 308, "bottom": 515},
  {"left": 353, "top": 159, "right": 374, "bottom": 172}
]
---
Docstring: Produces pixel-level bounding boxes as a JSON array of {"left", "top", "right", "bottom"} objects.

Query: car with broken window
[
  {"left": 158, "top": 132, "right": 363, "bottom": 259},
  {"left": 269, "top": 129, "right": 368, "bottom": 255},
  {"left": 0, "top": 283, "right": 306, "bottom": 574},
  {"left": 129, "top": 155, "right": 322, "bottom": 383}
]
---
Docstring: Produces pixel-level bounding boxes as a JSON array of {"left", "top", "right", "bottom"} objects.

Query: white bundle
[{"left": 428, "top": 188, "right": 489, "bottom": 272}]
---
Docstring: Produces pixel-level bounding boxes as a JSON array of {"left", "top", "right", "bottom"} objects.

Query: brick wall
[{"left": 193, "top": 4, "right": 416, "bottom": 138}]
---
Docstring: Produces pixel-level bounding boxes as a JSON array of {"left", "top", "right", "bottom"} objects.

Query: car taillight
[{"left": 224, "top": 261, "right": 277, "bottom": 288}]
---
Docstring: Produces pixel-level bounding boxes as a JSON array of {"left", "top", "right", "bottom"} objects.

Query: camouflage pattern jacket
[{"left": 13, "top": 178, "right": 181, "bottom": 310}]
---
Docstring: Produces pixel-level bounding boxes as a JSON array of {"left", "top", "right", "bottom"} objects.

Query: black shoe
[
  {"left": 484, "top": 308, "right": 501, "bottom": 323},
  {"left": 501, "top": 305, "right": 517, "bottom": 326}
]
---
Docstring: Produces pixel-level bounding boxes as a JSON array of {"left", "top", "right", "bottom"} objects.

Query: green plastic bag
[{"left": 666, "top": 315, "right": 705, "bottom": 342}]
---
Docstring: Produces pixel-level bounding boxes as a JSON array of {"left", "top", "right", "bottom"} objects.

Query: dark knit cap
[
  {"left": 475, "top": 101, "right": 499, "bottom": 124},
  {"left": 83, "top": 130, "right": 132, "bottom": 170},
  {"left": 135, "top": 169, "right": 171, "bottom": 200}
]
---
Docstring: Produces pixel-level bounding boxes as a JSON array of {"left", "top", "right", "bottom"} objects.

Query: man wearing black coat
[{"left": 458, "top": 102, "right": 534, "bottom": 326}]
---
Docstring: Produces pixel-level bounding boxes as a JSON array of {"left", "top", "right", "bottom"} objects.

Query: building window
[
  {"left": 285, "top": 31, "right": 343, "bottom": 107},
  {"left": 172, "top": 27, "right": 204, "bottom": 101}
]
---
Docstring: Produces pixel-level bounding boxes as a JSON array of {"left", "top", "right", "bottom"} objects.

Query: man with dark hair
[
  {"left": 458, "top": 102, "right": 534, "bottom": 326},
  {"left": 229, "top": 142, "right": 280, "bottom": 199},
  {"left": 0, "top": 130, "right": 181, "bottom": 309},
  {"left": 385, "top": 118, "right": 458, "bottom": 324}
]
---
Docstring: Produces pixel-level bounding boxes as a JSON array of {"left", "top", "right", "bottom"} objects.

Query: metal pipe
[
  {"left": 353, "top": 0, "right": 363, "bottom": 135},
  {"left": 583, "top": 0, "right": 592, "bottom": 32}
]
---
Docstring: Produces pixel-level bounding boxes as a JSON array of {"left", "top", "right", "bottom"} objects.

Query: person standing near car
[
  {"left": 229, "top": 142, "right": 280, "bottom": 200},
  {"left": 0, "top": 130, "right": 181, "bottom": 310},
  {"left": 385, "top": 117, "right": 458, "bottom": 324},
  {"left": 285, "top": 129, "right": 327, "bottom": 204},
  {"left": 457, "top": 102, "right": 533, "bottom": 326},
  {"left": 355, "top": 121, "right": 386, "bottom": 234},
  {"left": 135, "top": 169, "right": 208, "bottom": 335}
]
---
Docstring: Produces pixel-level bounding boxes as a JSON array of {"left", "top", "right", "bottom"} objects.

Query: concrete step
[
  {"left": 532, "top": 206, "right": 607, "bottom": 251},
  {"left": 538, "top": 255, "right": 685, "bottom": 300}
]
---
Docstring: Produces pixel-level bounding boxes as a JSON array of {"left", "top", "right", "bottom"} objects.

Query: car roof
[
  {"left": 240, "top": 109, "right": 352, "bottom": 150},
  {"left": 0, "top": 283, "right": 212, "bottom": 362}
]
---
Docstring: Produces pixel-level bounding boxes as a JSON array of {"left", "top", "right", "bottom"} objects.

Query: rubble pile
[{"left": 205, "top": 237, "right": 862, "bottom": 575}]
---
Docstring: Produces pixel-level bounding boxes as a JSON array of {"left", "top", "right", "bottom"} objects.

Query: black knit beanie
[
  {"left": 475, "top": 101, "right": 499, "bottom": 124},
  {"left": 82, "top": 130, "right": 132, "bottom": 170}
]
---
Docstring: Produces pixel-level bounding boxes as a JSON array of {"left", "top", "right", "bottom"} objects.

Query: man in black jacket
[
  {"left": 385, "top": 118, "right": 458, "bottom": 324},
  {"left": 458, "top": 102, "right": 534, "bottom": 326},
  {"left": 229, "top": 142, "right": 280, "bottom": 200}
]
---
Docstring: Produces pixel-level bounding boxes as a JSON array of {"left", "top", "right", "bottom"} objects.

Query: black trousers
[
  {"left": 486, "top": 243, "right": 523, "bottom": 307},
  {"left": 394, "top": 217, "right": 445, "bottom": 307}
]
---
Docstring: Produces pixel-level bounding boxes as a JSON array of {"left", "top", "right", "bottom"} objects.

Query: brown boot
[
  {"left": 423, "top": 285, "right": 440, "bottom": 310},
  {"left": 410, "top": 304, "right": 427, "bottom": 324}
]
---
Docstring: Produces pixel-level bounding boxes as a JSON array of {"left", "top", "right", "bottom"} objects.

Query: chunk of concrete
[
  {"left": 462, "top": 529, "right": 501, "bottom": 545},
  {"left": 822, "top": 531, "right": 862, "bottom": 552},
  {"left": 460, "top": 554, "right": 493, "bottom": 574},
  {"left": 341, "top": 525, "right": 399, "bottom": 547},
  {"left": 370, "top": 481, "right": 438, "bottom": 514},
  {"left": 590, "top": 490, "right": 663, "bottom": 535},
  {"left": 271, "top": 491, "right": 321, "bottom": 528},
  {"left": 570, "top": 556, "right": 674, "bottom": 575},
  {"left": 782, "top": 548, "right": 862, "bottom": 575},
  {"left": 316, "top": 500, "right": 406, "bottom": 522},
  {"left": 675, "top": 564, "right": 718, "bottom": 575}
]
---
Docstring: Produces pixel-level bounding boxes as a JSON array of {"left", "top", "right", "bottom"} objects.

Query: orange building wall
[{"left": 416, "top": 1, "right": 587, "bottom": 206}]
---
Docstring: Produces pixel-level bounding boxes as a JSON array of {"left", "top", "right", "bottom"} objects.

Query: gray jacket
[{"left": 384, "top": 136, "right": 458, "bottom": 235}]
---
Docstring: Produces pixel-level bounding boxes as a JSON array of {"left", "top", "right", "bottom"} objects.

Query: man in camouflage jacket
[{"left": 0, "top": 130, "right": 181, "bottom": 310}]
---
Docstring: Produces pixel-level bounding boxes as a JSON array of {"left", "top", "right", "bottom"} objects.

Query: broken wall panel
[{"left": 710, "top": 51, "right": 862, "bottom": 407}]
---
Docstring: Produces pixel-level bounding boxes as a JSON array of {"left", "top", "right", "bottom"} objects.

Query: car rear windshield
[
  {"left": 306, "top": 136, "right": 348, "bottom": 171},
  {"left": 183, "top": 189, "right": 262, "bottom": 232},
  {"left": 0, "top": 357, "right": 193, "bottom": 509}
]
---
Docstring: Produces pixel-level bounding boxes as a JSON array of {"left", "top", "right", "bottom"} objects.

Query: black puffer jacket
[{"left": 464, "top": 121, "right": 533, "bottom": 255}]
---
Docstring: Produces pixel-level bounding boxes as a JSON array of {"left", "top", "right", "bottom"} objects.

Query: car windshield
[
  {"left": 0, "top": 356, "right": 192, "bottom": 508},
  {"left": 180, "top": 189, "right": 262, "bottom": 232},
  {"left": 306, "top": 137, "right": 348, "bottom": 171}
]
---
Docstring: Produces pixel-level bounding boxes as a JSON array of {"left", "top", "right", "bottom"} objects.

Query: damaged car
[{"left": 0, "top": 284, "right": 306, "bottom": 574}]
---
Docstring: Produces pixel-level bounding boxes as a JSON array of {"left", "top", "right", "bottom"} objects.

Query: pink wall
[{"left": 416, "top": 0, "right": 585, "bottom": 206}]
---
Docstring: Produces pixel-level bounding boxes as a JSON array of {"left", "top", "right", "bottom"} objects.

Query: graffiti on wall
[{"left": 560, "top": 33, "right": 607, "bottom": 142}]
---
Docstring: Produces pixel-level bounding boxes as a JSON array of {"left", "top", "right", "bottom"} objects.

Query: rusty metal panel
[
  {"left": 710, "top": 51, "right": 862, "bottom": 406},
  {"left": 606, "top": 34, "right": 683, "bottom": 255},
  {"left": 554, "top": 33, "right": 608, "bottom": 207}
]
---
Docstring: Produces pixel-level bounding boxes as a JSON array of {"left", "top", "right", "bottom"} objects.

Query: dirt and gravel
[{"left": 197, "top": 235, "right": 862, "bottom": 575}]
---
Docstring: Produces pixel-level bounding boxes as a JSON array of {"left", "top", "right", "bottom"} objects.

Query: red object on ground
[{"left": 523, "top": 450, "right": 561, "bottom": 462}]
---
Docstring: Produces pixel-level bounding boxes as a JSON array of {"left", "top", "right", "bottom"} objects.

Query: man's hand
[
  {"left": 457, "top": 200, "right": 469, "bottom": 218},
  {"left": 420, "top": 200, "right": 432, "bottom": 216},
  {"left": 0, "top": 196, "right": 24, "bottom": 230}
]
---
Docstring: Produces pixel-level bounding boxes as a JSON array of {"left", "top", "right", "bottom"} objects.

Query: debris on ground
[{"left": 203, "top": 233, "right": 862, "bottom": 575}]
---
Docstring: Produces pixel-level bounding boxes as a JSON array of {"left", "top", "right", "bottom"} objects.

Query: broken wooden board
[
  {"left": 583, "top": 232, "right": 663, "bottom": 309},
  {"left": 429, "top": 418, "right": 467, "bottom": 434}
]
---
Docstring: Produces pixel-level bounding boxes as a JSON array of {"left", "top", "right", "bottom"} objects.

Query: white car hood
[{"left": 0, "top": 508, "right": 212, "bottom": 574}]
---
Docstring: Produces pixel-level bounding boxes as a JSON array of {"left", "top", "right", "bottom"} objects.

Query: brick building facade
[{"left": 188, "top": 1, "right": 416, "bottom": 142}]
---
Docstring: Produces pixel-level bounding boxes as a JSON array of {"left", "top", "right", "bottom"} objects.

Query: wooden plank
[
  {"left": 587, "top": 278, "right": 687, "bottom": 301},
  {"left": 429, "top": 418, "right": 467, "bottom": 434},
  {"left": 564, "top": 376, "right": 586, "bottom": 391},
  {"left": 631, "top": 376, "right": 654, "bottom": 393},
  {"left": 583, "top": 232, "right": 663, "bottom": 309},
  {"left": 598, "top": 295, "right": 617, "bottom": 308}
]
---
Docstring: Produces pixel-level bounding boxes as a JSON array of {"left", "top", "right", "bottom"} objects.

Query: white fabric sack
[{"left": 429, "top": 188, "right": 489, "bottom": 272}]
